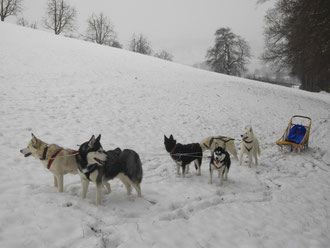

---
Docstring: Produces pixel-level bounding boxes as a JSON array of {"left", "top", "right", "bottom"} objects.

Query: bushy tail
[
  {"left": 226, "top": 140, "right": 238, "bottom": 160},
  {"left": 122, "top": 149, "right": 143, "bottom": 184},
  {"left": 256, "top": 139, "right": 261, "bottom": 156}
]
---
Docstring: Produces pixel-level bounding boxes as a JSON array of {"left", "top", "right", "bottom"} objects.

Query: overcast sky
[{"left": 11, "top": 0, "right": 275, "bottom": 72}]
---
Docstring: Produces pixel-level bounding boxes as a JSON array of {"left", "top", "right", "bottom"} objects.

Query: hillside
[{"left": 0, "top": 22, "right": 330, "bottom": 248}]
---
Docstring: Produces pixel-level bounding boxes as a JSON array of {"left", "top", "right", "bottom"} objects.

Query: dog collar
[
  {"left": 170, "top": 144, "right": 177, "bottom": 154},
  {"left": 40, "top": 146, "right": 48, "bottom": 160},
  {"left": 243, "top": 139, "right": 253, "bottom": 144},
  {"left": 47, "top": 148, "right": 64, "bottom": 169}
]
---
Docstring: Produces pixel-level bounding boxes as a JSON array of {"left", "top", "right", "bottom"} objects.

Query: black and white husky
[
  {"left": 76, "top": 135, "right": 143, "bottom": 205},
  {"left": 209, "top": 146, "right": 231, "bottom": 186},
  {"left": 164, "top": 134, "right": 203, "bottom": 177}
]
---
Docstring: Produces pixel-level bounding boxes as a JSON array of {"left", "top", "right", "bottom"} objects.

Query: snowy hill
[{"left": 1, "top": 22, "right": 330, "bottom": 248}]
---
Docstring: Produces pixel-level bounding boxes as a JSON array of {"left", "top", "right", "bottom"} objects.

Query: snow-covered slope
[{"left": 0, "top": 22, "right": 329, "bottom": 248}]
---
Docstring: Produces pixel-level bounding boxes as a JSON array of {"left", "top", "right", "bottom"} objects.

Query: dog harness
[
  {"left": 46, "top": 148, "right": 64, "bottom": 169},
  {"left": 46, "top": 149, "right": 79, "bottom": 170},
  {"left": 170, "top": 144, "right": 177, "bottom": 154},
  {"left": 242, "top": 139, "right": 253, "bottom": 152},
  {"left": 203, "top": 136, "right": 234, "bottom": 150},
  {"left": 82, "top": 164, "right": 98, "bottom": 181}
]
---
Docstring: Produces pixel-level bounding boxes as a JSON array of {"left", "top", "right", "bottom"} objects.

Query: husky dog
[
  {"left": 239, "top": 126, "right": 261, "bottom": 168},
  {"left": 209, "top": 146, "right": 231, "bottom": 186},
  {"left": 20, "top": 133, "right": 78, "bottom": 192},
  {"left": 200, "top": 136, "right": 238, "bottom": 160},
  {"left": 164, "top": 134, "right": 203, "bottom": 177},
  {"left": 76, "top": 135, "right": 143, "bottom": 205}
]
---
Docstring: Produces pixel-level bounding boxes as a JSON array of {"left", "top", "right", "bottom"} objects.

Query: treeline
[
  {"left": 0, "top": 0, "right": 173, "bottom": 61},
  {"left": 262, "top": 0, "right": 330, "bottom": 92},
  {"left": 1, "top": 0, "right": 329, "bottom": 92}
]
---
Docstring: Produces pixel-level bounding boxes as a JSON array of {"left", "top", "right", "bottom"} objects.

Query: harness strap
[
  {"left": 243, "top": 144, "right": 252, "bottom": 152},
  {"left": 170, "top": 144, "right": 177, "bottom": 154},
  {"left": 47, "top": 148, "right": 64, "bottom": 169},
  {"left": 83, "top": 164, "right": 98, "bottom": 181}
]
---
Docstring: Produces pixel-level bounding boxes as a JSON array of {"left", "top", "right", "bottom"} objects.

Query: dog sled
[{"left": 276, "top": 115, "right": 312, "bottom": 153}]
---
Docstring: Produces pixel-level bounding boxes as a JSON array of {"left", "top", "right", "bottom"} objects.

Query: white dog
[{"left": 239, "top": 126, "right": 261, "bottom": 167}]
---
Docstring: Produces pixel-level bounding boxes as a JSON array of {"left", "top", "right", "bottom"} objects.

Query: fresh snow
[{"left": 0, "top": 22, "right": 330, "bottom": 248}]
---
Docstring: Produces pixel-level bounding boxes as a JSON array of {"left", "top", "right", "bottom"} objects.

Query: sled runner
[{"left": 276, "top": 115, "right": 312, "bottom": 153}]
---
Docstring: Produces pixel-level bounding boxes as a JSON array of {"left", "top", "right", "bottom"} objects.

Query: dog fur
[
  {"left": 239, "top": 126, "right": 261, "bottom": 167},
  {"left": 209, "top": 146, "right": 231, "bottom": 186},
  {"left": 76, "top": 135, "right": 143, "bottom": 205},
  {"left": 200, "top": 136, "right": 238, "bottom": 160},
  {"left": 20, "top": 133, "right": 78, "bottom": 192},
  {"left": 164, "top": 134, "right": 203, "bottom": 177}
]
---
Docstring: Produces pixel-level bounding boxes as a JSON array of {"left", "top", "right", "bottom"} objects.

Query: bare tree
[
  {"left": 129, "top": 33, "right": 152, "bottom": 55},
  {"left": 44, "top": 0, "right": 76, "bottom": 35},
  {"left": 206, "top": 27, "right": 251, "bottom": 76},
  {"left": 17, "top": 16, "right": 37, "bottom": 29},
  {"left": 0, "top": 0, "right": 22, "bottom": 21},
  {"left": 154, "top": 50, "right": 173, "bottom": 61},
  {"left": 85, "top": 13, "right": 121, "bottom": 48}
]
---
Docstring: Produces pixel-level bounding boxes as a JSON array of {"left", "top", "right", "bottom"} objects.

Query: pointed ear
[
  {"left": 96, "top": 134, "right": 101, "bottom": 142},
  {"left": 250, "top": 127, "right": 253, "bottom": 132},
  {"left": 164, "top": 135, "right": 168, "bottom": 140},
  {"left": 214, "top": 142, "right": 219, "bottom": 149},
  {"left": 31, "top": 133, "right": 37, "bottom": 144},
  {"left": 88, "top": 135, "right": 96, "bottom": 147},
  {"left": 170, "top": 134, "right": 173, "bottom": 140}
]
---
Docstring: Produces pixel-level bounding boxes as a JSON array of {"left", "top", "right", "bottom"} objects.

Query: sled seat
[{"left": 276, "top": 115, "right": 311, "bottom": 152}]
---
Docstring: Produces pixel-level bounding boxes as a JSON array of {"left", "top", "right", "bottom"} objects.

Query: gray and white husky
[
  {"left": 76, "top": 135, "right": 143, "bottom": 205},
  {"left": 239, "top": 126, "right": 261, "bottom": 168},
  {"left": 20, "top": 133, "right": 78, "bottom": 192}
]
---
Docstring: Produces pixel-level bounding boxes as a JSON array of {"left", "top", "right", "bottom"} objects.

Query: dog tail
[
  {"left": 226, "top": 140, "right": 238, "bottom": 161},
  {"left": 256, "top": 139, "right": 261, "bottom": 156},
  {"left": 122, "top": 149, "right": 143, "bottom": 184},
  {"left": 199, "top": 142, "right": 208, "bottom": 152}
]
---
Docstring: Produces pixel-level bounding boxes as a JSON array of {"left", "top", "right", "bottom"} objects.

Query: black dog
[
  {"left": 76, "top": 135, "right": 143, "bottom": 205},
  {"left": 164, "top": 134, "right": 203, "bottom": 177},
  {"left": 209, "top": 146, "right": 231, "bottom": 186}
]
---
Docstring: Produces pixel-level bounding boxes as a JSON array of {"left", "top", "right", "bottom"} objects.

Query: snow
[{"left": 1, "top": 22, "right": 330, "bottom": 248}]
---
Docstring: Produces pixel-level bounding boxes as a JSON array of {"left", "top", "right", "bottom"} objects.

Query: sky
[{"left": 8, "top": 0, "right": 275, "bottom": 72}]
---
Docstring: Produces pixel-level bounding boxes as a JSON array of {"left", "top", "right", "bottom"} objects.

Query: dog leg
[
  {"left": 209, "top": 167, "right": 213, "bottom": 184},
  {"left": 54, "top": 175, "right": 58, "bottom": 188},
  {"left": 103, "top": 181, "right": 111, "bottom": 194},
  {"left": 118, "top": 174, "right": 132, "bottom": 195},
  {"left": 239, "top": 149, "right": 244, "bottom": 166},
  {"left": 194, "top": 160, "right": 201, "bottom": 176},
  {"left": 176, "top": 164, "right": 181, "bottom": 176},
  {"left": 56, "top": 174, "right": 64, "bottom": 192},
  {"left": 182, "top": 164, "right": 186, "bottom": 178},
  {"left": 218, "top": 168, "right": 224, "bottom": 186},
  {"left": 224, "top": 168, "right": 228, "bottom": 181},
  {"left": 81, "top": 178, "right": 89, "bottom": 199},
  {"left": 131, "top": 182, "right": 142, "bottom": 197},
  {"left": 96, "top": 183, "right": 102, "bottom": 206},
  {"left": 254, "top": 151, "right": 258, "bottom": 166},
  {"left": 248, "top": 154, "right": 252, "bottom": 168}
]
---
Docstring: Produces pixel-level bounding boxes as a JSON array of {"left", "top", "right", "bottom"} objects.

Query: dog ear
[
  {"left": 88, "top": 135, "right": 96, "bottom": 147},
  {"left": 214, "top": 142, "right": 219, "bottom": 149},
  {"left": 96, "top": 134, "right": 101, "bottom": 142},
  {"left": 164, "top": 135, "right": 168, "bottom": 140},
  {"left": 169, "top": 134, "right": 173, "bottom": 140},
  {"left": 31, "top": 133, "right": 37, "bottom": 145}
]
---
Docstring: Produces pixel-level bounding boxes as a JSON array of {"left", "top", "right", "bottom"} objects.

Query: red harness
[
  {"left": 170, "top": 144, "right": 177, "bottom": 154},
  {"left": 46, "top": 149, "right": 78, "bottom": 169}
]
